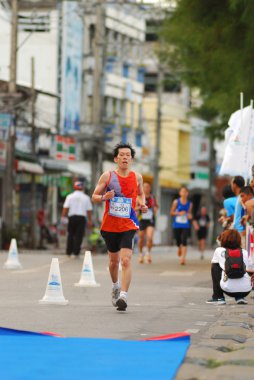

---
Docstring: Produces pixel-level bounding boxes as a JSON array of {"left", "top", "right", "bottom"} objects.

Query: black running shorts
[
  {"left": 139, "top": 219, "right": 155, "bottom": 231},
  {"left": 101, "top": 230, "right": 136, "bottom": 253}
]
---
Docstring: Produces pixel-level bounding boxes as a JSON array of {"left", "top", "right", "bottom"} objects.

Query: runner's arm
[
  {"left": 92, "top": 172, "right": 114, "bottom": 203},
  {"left": 188, "top": 202, "right": 193, "bottom": 220},
  {"left": 170, "top": 199, "right": 178, "bottom": 216},
  {"left": 136, "top": 173, "right": 148, "bottom": 213}
]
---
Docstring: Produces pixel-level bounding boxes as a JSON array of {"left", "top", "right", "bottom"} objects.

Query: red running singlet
[{"left": 101, "top": 171, "right": 139, "bottom": 232}]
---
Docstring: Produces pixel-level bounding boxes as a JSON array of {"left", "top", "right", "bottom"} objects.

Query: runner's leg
[
  {"left": 146, "top": 226, "right": 154, "bottom": 263},
  {"left": 138, "top": 230, "right": 145, "bottom": 263},
  {"left": 108, "top": 251, "right": 120, "bottom": 283},
  {"left": 120, "top": 248, "right": 132, "bottom": 292}
]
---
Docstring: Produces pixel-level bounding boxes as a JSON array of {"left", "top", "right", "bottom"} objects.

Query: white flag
[{"left": 219, "top": 106, "right": 254, "bottom": 179}]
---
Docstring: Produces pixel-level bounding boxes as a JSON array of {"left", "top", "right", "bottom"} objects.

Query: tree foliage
[{"left": 162, "top": 0, "right": 254, "bottom": 134}]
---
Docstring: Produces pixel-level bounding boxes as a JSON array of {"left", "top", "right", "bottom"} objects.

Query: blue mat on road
[{"left": 0, "top": 328, "right": 190, "bottom": 380}]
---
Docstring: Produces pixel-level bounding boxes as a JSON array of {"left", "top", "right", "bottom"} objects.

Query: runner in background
[
  {"left": 170, "top": 186, "right": 192, "bottom": 265},
  {"left": 193, "top": 206, "right": 210, "bottom": 260},
  {"left": 136, "top": 182, "right": 159, "bottom": 264},
  {"left": 92, "top": 143, "right": 148, "bottom": 311}
]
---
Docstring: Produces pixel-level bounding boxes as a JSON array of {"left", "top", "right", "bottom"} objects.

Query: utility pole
[
  {"left": 5, "top": 0, "right": 18, "bottom": 229},
  {"left": 30, "top": 57, "right": 36, "bottom": 248},
  {"left": 9, "top": 0, "right": 17, "bottom": 94},
  {"left": 153, "top": 65, "right": 164, "bottom": 208},
  {"left": 91, "top": 0, "right": 106, "bottom": 191}
]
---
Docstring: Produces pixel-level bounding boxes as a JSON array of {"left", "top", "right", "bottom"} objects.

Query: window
[
  {"left": 121, "top": 127, "right": 130, "bottom": 144},
  {"left": 145, "top": 21, "right": 160, "bottom": 42},
  {"left": 135, "top": 130, "right": 143, "bottom": 147},
  {"left": 18, "top": 13, "right": 50, "bottom": 32},
  {"left": 89, "top": 24, "right": 95, "bottom": 50},
  {"left": 144, "top": 73, "right": 157, "bottom": 92}
]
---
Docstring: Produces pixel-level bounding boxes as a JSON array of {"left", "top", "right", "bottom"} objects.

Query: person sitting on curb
[{"left": 206, "top": 229, "right": 252, "bottom": 305}]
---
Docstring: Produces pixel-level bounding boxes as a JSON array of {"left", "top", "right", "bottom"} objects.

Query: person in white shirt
[
  {"left": 62, "top": 181, "right": 93, "bottom": 257},
  {"left": 206, "top": 229, "right": 252, "bottom": 305}
]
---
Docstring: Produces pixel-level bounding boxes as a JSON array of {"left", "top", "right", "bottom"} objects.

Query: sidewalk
[
  {"left": 174, "top": 244, "right": 254, "bottom": 380},
  {"left": 177, "top": 303, "right": 254, "bottom": 379}
]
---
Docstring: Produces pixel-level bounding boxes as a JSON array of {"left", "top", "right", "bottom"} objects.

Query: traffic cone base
[
  {"left": 39, "top": 258, "right": 68, "bottom": 305},
  {"left": 3, "top": 238, "right": 22, "bottom": 270},
  {"left": 74, "top": 251, "right": 100, "bottom": 287}
]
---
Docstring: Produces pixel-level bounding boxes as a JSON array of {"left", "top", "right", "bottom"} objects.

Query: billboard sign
[
  {"left": 60, "top": 1, "right": 83, "bottom": 134},
  {"left": 51, "top": 135, "right": 76, "bottom": 161},
  {"left": 0, "top": 113, "right": 12, "bottom": 141},
  {"left": 0, "top": 141, "right": 7, "bottom": 168}
]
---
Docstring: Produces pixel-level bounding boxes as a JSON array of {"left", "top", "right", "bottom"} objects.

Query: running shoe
[
  {"left": 146, "top": 254, "right": 152, "bottom": 264},
  {"left": 112, "top": 287, "right": 121, "bottom": 307},
  {"left": 206, "top": 298, "right": 226, "bottom": 305},
  {"left": 116, "top": 296, "right": 127, "bottom": 311},
  {"left": 139, "top": 255, "right": 144, "bottom": 264},
  {"left": 236, "top": 298, "right": 248, "bottom": 305}
]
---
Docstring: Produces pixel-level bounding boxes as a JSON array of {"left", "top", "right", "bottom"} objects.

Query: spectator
[
  {"left": 218, "top": 184, "right": 237, "bottom": 229},
  {"left": 231, "top": 176, "right": 245, "bottom": 247},
  {"left": 37, "top": 208, "right": 51, "bottom": 249},
  {"left": 240, "top": 186, "right": 254, "bottom": 226},
  {"left": 206, "top": 229, "right": 252, "bottom": 305},
  {"left": 193, "top": 206, "right": 210, "bottom": 260},
  {"left": 62, "top": 181, "right": 93, "bottom": 258}
]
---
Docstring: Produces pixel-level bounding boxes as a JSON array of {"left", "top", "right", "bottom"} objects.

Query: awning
[
  {"left": 16, "top": 160, "right": 44, "bottom": 174},
  {"left": 40, "top": 158, "right": 68, "bottom": 172},
  {"left": 67, "top": 161, "right": 91, "bottom": 177}
]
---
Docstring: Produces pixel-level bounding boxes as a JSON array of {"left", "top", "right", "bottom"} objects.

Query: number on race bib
[{"left": 109, "top": 197, "right": 132, "bottom": 218}]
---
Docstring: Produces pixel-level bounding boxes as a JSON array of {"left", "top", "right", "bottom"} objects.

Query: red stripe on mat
[{"left": 144, "top": 332, "right": 190, "bottom": 341}]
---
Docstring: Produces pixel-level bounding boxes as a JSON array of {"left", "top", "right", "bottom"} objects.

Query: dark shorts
[
  {"left": 174, "top": 228, "right": 189, "bottom": 247},
  {"left": 101, "top": 230, "right": 136, "bottom": 253},
  {"left": 139, "top": 219, "right": 155, "bottom": 231},
  {"left": 197, "top": 227, "right": 207, "bottom": 240}
]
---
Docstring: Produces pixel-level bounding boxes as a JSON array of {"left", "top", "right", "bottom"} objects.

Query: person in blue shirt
[
  {"left": 170, "top": 186, "right": 192, "bottom": 265},
  {"left": 218, "top": 184, "right": 237, "bottom": 229},
  {"left": 223, "top": 185, "right": 237, "bottom": 220},
  {"left": 231, "top": 176, "right": 245, "bottom": 246}
]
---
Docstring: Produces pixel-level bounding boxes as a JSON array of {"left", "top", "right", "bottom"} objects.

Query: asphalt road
[{"left": 0, "top": 245, "right": 224, "bottom": 341}]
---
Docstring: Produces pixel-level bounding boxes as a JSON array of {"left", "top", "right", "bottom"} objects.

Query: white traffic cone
[
  {"left": 3, "top": 238, "right": 22, "bottom": 269},
  {"left": 75, "top": 250, "right": 100, "bottom": 287},
  {"left": 39, "top": 258, "right": 68, "bottom": 305}
]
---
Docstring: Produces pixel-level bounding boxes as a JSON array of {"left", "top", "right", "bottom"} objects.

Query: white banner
[{"left": 219, "top": 106, "right": 254, "bottom": 179}]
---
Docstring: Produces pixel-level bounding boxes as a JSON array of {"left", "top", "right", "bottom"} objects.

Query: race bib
[
  {"left": 175, "top": 214, "right": 188, "bottom": 224},
  {"left": 141, "top": 208, "right": 153, "bottom": 221},
  {"left": 109, "top": 197, "right": 132, "bottom": 218},
  {"left": 199, "top": 218, "right": 206, "bottom": 227}
]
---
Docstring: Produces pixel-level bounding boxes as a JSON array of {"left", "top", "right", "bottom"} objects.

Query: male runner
[{"left": 92, "top": 143, "right": 148, "bottom": 311}]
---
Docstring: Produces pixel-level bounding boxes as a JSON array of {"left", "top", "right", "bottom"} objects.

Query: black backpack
[{"left": 224, "top": 248, "right": 246, "bottom": 279}]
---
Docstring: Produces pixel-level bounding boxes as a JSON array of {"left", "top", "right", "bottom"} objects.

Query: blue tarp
[{"left": 0, "top": 328, "right": 190, "bottom": 380}]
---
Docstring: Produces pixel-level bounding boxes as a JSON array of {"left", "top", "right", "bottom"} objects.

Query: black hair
[
  {"left": 222, "top": 184, "right": 235, "bottom": 199},
  {"left": 113, "top": 142, "right": 136, "bottom": 158},
  {"left": 179, "top": 185, "right": 189, "bottom": 192},
  {"left": 232, "top": 176, "right": 245, "bottom": 188},
  {"left": 240, "top": 185, "right": 254, "bottom": 196}
]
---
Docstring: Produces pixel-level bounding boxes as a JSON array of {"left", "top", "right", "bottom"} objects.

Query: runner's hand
[
  {"left": 140, "top": 204, "right": 148, "bottom": 213},
  {"left": 103, "top": 190, "right": 115, "bottom": 200}
]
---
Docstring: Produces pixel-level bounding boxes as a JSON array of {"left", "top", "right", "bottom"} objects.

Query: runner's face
[
  {"left": 143, "top": 183, "right": 151, "bottom": 195},
  {"left": 114, "top": 148, "right": 133, "bottom": 168}
]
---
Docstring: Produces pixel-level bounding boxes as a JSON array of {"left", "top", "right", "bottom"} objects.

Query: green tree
[{"left": 162, "top": 0, "right": 254, "bottom": 134}]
